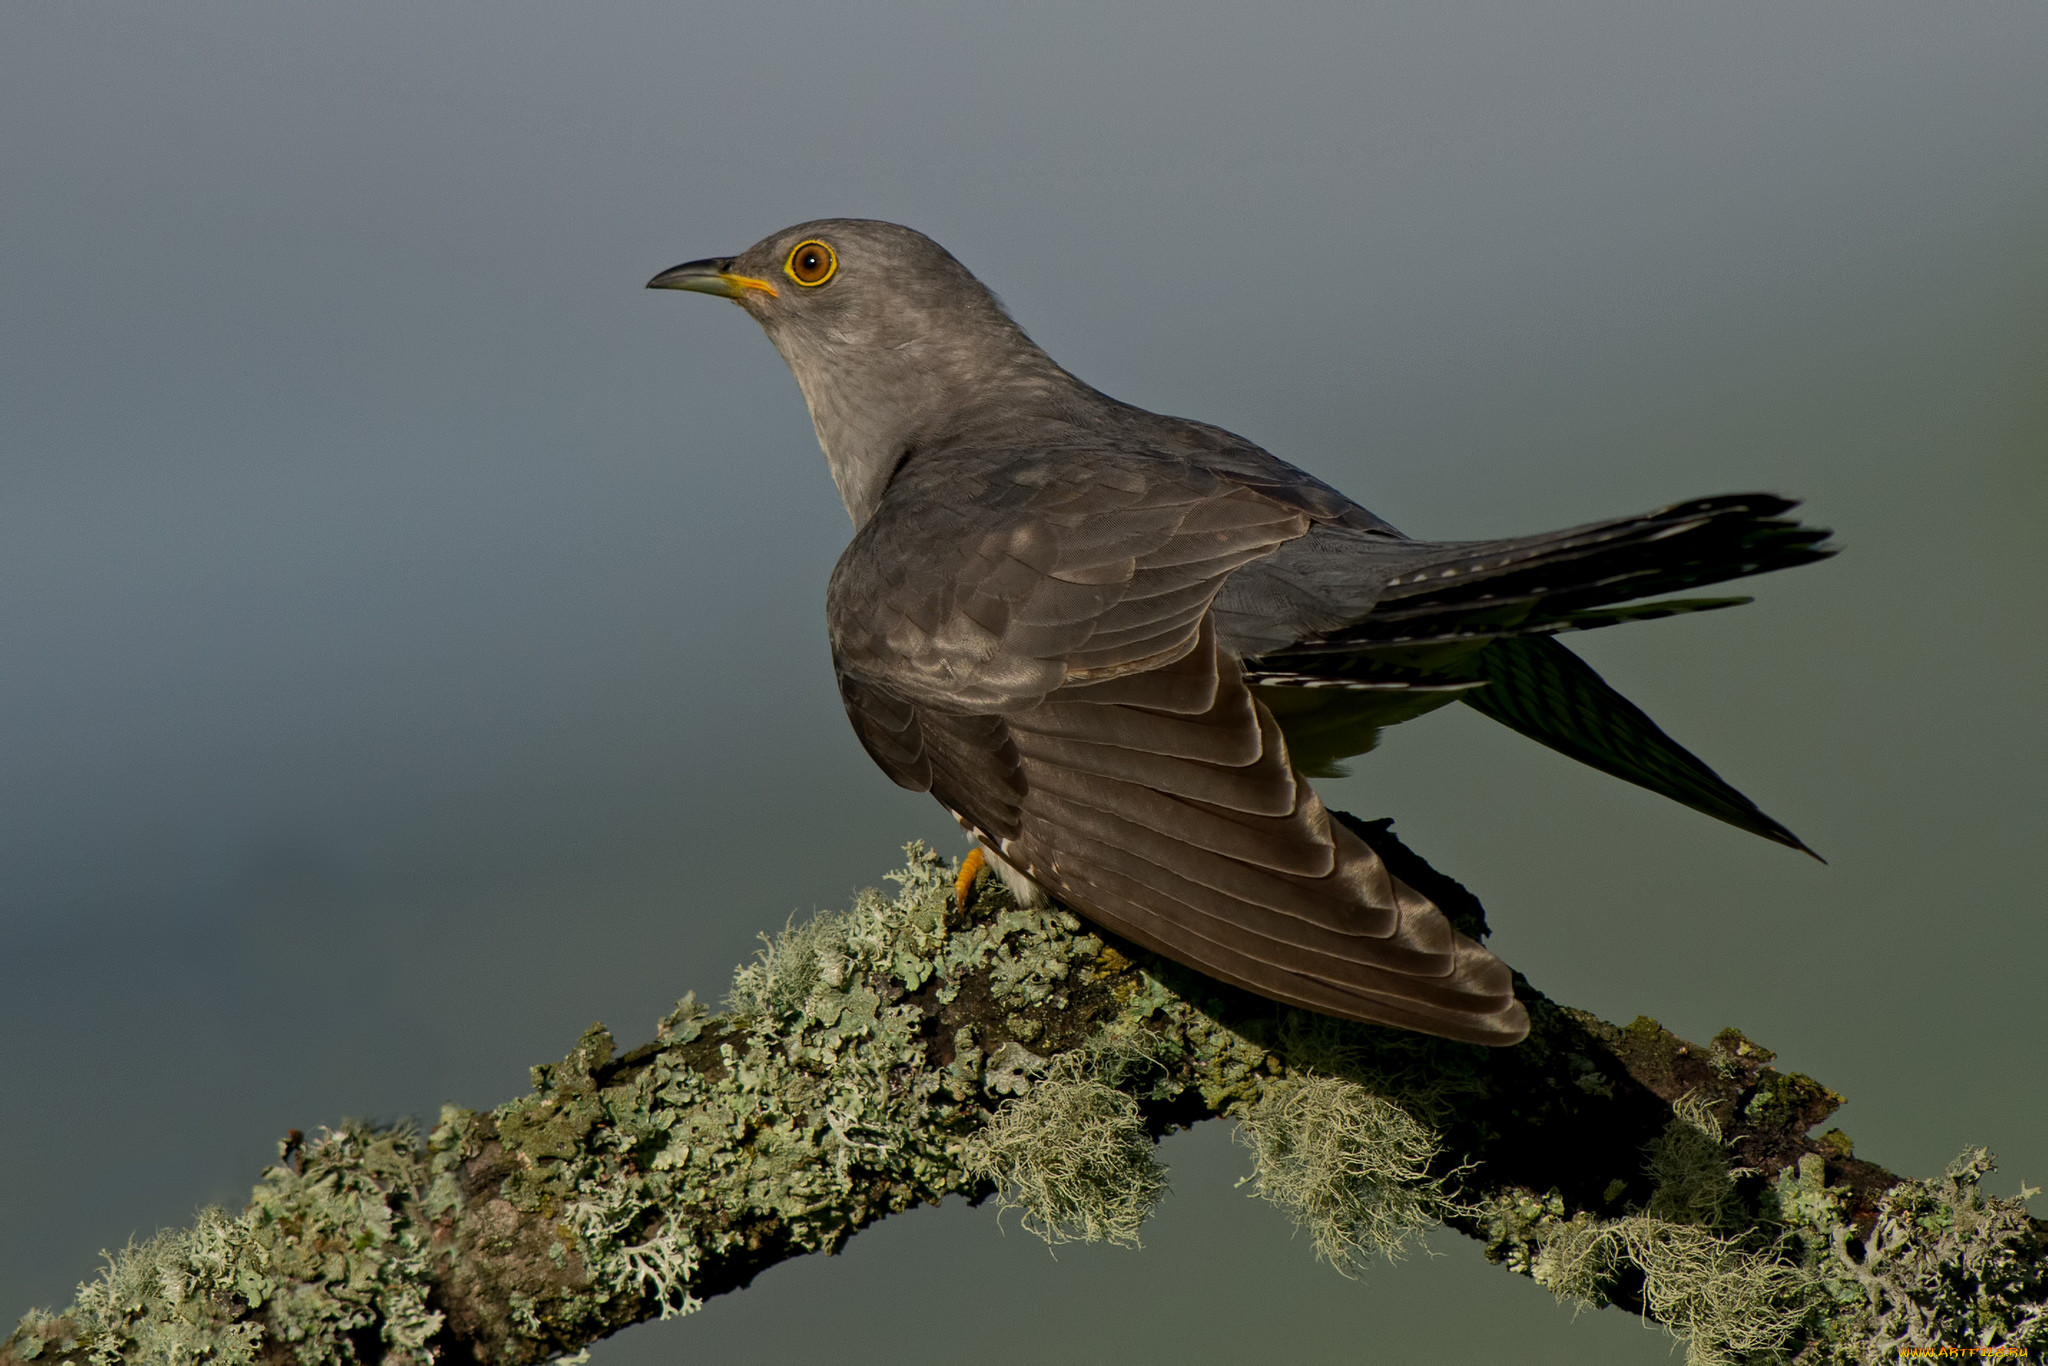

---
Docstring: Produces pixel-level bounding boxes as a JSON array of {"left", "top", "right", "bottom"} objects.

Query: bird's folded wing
[
  {"left": 1007, "top": 625, "right": 1526, "bottom": 1042},
  {"left": 829, "top": 451, "right": 1525, "bottom": 1042}
]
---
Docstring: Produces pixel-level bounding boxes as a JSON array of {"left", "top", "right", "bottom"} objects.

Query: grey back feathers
[{"left": 655, "top": 218, "right": 1834, "bottom": 1045}]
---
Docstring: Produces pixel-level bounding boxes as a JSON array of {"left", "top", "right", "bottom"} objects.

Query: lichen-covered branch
[{"left": 7, "top": 818, "right": 2042, "bottom": 1366}]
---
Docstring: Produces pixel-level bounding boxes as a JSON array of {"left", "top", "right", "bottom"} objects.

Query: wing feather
[{"left": 830, "top": 447, "right": 1529, "bottom": 1044}]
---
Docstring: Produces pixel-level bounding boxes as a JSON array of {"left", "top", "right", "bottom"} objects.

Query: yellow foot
[{"left": 954, "top": 848, "right": 988, "bottom": 910}]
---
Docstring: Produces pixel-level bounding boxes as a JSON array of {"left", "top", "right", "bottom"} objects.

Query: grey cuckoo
[{"left": 648, "top": 219, "right": 1832, "bottom": 1047}]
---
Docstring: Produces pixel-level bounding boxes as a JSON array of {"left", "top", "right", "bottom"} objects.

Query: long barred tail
[
  {"left": 1293, "top": 494, "right": 1834, "bottom": 653},
  {"left": 1249, "top": 494, "right": 1833, "bottom": 853}
]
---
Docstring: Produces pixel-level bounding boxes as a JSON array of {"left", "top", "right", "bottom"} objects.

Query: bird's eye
[{"left": 784, "top": 239, "right": 838, "bottom": 287}]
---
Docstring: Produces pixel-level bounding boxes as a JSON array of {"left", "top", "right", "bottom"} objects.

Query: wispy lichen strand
[
  {"left": 5, "top": 831, "right": 2041, "bottom": 1366},
  {"left": 965, "top": 1035, "right": 1175, "bottom": 1247},
  {"left": 1235, "top": 1074, "right": 1464, "bottom": 1274}
]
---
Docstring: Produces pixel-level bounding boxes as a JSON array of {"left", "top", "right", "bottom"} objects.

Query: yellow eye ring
[{"left": 784, "top": 239, "right": 837, "bottom": 287}]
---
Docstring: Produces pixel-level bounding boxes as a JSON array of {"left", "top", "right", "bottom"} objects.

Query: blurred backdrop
[{"left": 2, "top": 3, "right": 2044, "bottom": 1361}]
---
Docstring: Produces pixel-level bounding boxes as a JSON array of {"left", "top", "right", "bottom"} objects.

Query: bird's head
[
  {"left": 648, "top": 219, "right": 1001, "bottom": 339},
  {"left": 649, "top": 219, "right": 1090, "bottom": 524}
]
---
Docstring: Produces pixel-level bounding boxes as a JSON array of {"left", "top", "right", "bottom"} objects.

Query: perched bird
[{"left": 649, "top": 219, "right": 1832, "bottom": 1047}]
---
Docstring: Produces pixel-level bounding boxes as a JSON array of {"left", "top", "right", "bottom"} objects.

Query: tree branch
[{"left": 7, "top": 819, "right": 2042, "bottom": 1366}]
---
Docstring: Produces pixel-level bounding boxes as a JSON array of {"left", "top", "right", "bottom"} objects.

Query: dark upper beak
[{"left": 645, "top": 257, "right": 779, "bottom": 299}]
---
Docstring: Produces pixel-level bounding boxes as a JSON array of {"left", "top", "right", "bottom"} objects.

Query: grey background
[{"left": 3, "top": 2, "right": 2043, "bottom": 1361}]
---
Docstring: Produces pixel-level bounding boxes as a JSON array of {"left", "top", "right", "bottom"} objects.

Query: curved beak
[{"left": 645, "top": 257, "right": 779, "bottom": 299}]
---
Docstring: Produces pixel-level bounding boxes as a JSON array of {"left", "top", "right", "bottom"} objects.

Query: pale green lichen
[
  {"left": 247, "top": 1125, "right": 443, "bottom": 1363},
  {"left": 1476, "top": 1092, "right": 2048, "bottom": 1366},
  {"left": 49, "top": 1212, "right": 266, "bottom": 1366},
  {"left": 1518, "top": 1087, "right": 1813, "bottom": 1365},
  {"left": 964, "top": 1037, "right": 1172, "bottom": 1248},
  {"left": 1537, "top": 1215, "right": 1813, "bottom": 1366},
  {"left": 725, "top": 908, "right": 854, "bottom": 1020},
  {"left": 549, "top": 849, "right": 977, "bottom": 1275},
  {"left": 1235, "top": 1074, "right": 1461, "bottom": 1274},
  {"left": 1779, "top": 1149, "right": 2047, "bottom": 1363},
  {"left": 14, "top": 1124, "right": 442, "bottom": 1366},
  {"left": 1644, "top": 1092, "right": 1742, "bottom": 1230},
  {"left": 1477, "top": 1187, "right": 1575, "bottom": 1277},
  {"left": 447, "top": 842, "right": 1128, "bottom": 1344}
]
